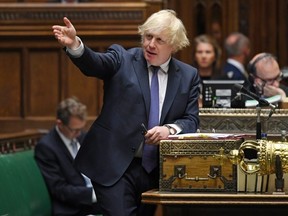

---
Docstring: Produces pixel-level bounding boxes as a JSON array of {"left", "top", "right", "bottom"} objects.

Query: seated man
[
  {"left": 222, "top": 32, "right": 251, "bottom": 86},
  {"left": 247, "top": 52, "right": 288, "bottom": 101},
  {"left": 34, "top": 97, "right": 101, "bottom": 216}
]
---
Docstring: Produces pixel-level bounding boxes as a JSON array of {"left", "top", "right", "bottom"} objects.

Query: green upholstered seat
[{"left": 0, "top": 150, "right": 51, "bottom": 216}]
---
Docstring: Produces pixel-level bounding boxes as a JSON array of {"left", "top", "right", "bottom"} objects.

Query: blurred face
[
  {"left": 195, "top": 42, "right": 216, "bottom": 69},
  {"left": 57, "top": 116, "right": 86, "bottom": 140},
  {"left": 142, "top": 32, "right": 174, "bottom": 66}
]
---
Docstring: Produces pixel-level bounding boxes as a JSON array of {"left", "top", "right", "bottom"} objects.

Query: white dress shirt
[{"left": 55, "top": 126, "right": 97, "bottom": 203}]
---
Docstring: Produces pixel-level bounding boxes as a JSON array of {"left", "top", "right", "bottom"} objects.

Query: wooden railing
[
  {"left": 0, "top": 129, "right": 48, "bottom": 153},
  {"left": 0, "top": 2, "right": 161, "bottom": 36}
]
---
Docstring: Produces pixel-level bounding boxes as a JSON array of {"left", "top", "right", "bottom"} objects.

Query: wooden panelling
[
  {"left": 0, "top": 2, "right": 161, "bottom": 133},
  {"left": 66, "top": 55, "right": 100, "bottom": 116},
  {"left": 0, "top": 2, "right": 151, "bottom": 36},
  {"left": 0, "top": 0, "right": 287, "bottom": 134},
  {"left": 168, "top": 0, "right": 287, "bottom": 69},
  {"left": 245, "top": 0, "right": 278, "bottom": 57},
  {"left": 0, "top": 0, "right": 143, "bottom": 2},
  {"left": 27, "top": 49, "right": 59, "bottom": 117},
  {"left": 278, "top": 0, "right": 288, "bottom": 68},
  {"left": 0, "top": 50, "right": 21, "bottom": 117}
]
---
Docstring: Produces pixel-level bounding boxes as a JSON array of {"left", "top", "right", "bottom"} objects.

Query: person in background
[
  {"left": 247, "top": 52, "right": 288, "bottom": 101},
  {"left": 34, "top": 97, "right": 102, "bottom": 216},
  {"left": 52, "top": 9, "right": 200, "bottom": 216},
  {"left": 192, "top": 34, "right": 222, "bottom": 107},
  {"left": 193, "top": 34, "right": 222, "bottom": 80},
  {"left": 222, "top": 32, "right": 251, "bottom": 86}
]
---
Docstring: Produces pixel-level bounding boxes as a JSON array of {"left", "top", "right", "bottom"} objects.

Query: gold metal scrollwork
[{"left": 221, "top": 139, "right": 288, "bottom": 175}]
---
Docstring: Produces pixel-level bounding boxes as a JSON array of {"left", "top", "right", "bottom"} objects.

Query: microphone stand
[
  {"left": 235, "top": 84, "right": 283, "bottom": 193},
  {"left": 240, "top": 93, "right": 267, "bottom": 140},
  {"left": 256, "top": 106, "right": 262, "bottom": 140},
  {"left": 234, "top": 85, "right": 276, "bottom": 139}
]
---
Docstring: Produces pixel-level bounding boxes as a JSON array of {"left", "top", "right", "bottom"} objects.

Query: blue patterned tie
[
  {"left": 142, "top": 66, "right": 160, "bottom": 173},
  {"left": 70, "top": 140, "right": 78, "bottom": 158}
]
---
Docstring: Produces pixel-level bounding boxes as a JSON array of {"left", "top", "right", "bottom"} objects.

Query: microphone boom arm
[{"left": 233, "top": 84, "right": 277, "bottom": 119}]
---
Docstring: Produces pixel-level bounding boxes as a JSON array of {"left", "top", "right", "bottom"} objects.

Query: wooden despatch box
[{"left": 159, "top": 137, "right": 244, "bottom": 192}]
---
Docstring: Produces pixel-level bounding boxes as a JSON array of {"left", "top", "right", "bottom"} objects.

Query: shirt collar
[
  {"left": 227, "top": 58, "right": 245, "bottom": 74},
  {"left": 148, "top": 57, "right": 170, "bottom": 74},
  {"left": 55, "top": 125, "right": 73, "bottom": 146}
]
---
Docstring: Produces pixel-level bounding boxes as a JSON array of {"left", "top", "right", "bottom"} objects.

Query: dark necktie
[
  {"left": 70, "top": 140, "right": 78, "bottom": 158},
  {"left": 142, "top": 66, "right": 160, "bottom": 173}
]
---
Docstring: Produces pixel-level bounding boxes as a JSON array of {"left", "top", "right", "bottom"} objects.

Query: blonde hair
[{"left": 138, "top": 9, "right": 190, "bottom": 53}]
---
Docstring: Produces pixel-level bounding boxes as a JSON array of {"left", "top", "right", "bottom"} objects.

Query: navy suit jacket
[
  {"left": 34, "top": 128, "right": 98, "bottom": 216},
  {"left": 223, "top": 62, "right": 249, "bottom": 85},
  {"left": 72, "top": 44, "right": 200, "bottom": 186}
]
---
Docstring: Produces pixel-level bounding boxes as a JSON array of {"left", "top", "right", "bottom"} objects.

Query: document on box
[{"left": 169, "top": 133, "right": 244, "bottom": 139}]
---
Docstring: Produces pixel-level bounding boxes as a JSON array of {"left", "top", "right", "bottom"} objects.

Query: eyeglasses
[
  {"left": 64, "top": 124, "right": 83, "bottom": 134},
  {"left": 255, "top": 71, "right": 283, "bottom": 85}
]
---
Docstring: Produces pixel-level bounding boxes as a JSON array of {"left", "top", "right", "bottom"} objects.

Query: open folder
[{"left": 245, "top": 94, "right": 281, "bottom": 107}]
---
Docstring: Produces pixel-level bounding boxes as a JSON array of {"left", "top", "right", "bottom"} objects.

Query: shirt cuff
[
  {"left": 91, "top": 188, "right": 97, "bottom": 203},
  {"left": 165, "top": 124, "right": 181, "bottom": 135},
  {"left": 66, "top": 36, "right": 84, "bottom": 57}
]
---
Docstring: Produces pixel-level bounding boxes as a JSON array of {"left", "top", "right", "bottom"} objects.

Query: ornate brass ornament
[{"left": 224, "top": 139, "right": 288, "bottom": 175}]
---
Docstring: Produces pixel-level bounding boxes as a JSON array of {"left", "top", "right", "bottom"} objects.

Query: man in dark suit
[
  {"left": 222, "top": 32, "right": 251, "bottom": 86},
  {"left": 34, "top": 97, "right": 101, "bottom": 216},
  {"left": 52, "top": 9, "right": 200, "bottom": 216},
  {"left": 247, "top": 52, "right": 288, "bottom": 101}
]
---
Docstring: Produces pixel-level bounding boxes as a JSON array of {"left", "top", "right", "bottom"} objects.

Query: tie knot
[{"left": 150, "top": 66, "right": 160, "bottom": 74}]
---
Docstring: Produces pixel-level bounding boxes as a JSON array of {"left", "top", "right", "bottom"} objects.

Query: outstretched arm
[{"left": 52, "top": 17, "right": 80, "bottom": 50}]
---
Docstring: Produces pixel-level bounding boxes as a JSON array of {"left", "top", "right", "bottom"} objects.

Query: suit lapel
[
  {"left": 132, "top": 50, "right": 150, "bottom": 120},
  {"left": 132, "top": 52, "right": 181, "bottom": 124},
  {"left": 160, "top": 59, "right": 181, "bottom": 124},
  {"left": 52, "top": 128, "right": 74, "bottom": 161}
]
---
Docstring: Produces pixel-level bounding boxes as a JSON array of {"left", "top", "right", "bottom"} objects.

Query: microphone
[
  {"left": 233, "top": 84, "right": 276, "bottom": 118},
  {"left": 234, "top": 84, "right": 273, "bottom": 107}
]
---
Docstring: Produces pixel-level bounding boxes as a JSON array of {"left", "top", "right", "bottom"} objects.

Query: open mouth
[{"left": 147, "top": 50, "right": 157, "bottom": 56}]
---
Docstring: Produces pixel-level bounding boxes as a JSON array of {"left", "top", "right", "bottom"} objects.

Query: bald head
[
  {"left": 224, "top": 32, "right": 250, "bottom": 58},
  {"left": 248, "top": 52, "right": 278, "bottom": 76}
]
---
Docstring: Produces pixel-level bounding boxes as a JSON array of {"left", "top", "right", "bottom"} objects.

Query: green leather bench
[{"left": 0, "top": 150, "right": 51, "bottom": 216}]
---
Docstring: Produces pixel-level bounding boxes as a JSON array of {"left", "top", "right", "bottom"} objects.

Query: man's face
[
  {"left": 57, "top": 116, "right": 86, "bottom": 140},
  {"left": 142, "top": 32, "right": 174, "bottom": 66},
  {"left": 255, "top": 59, "right": 282, "bottom": 88}
]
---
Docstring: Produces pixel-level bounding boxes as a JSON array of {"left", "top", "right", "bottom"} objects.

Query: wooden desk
[{"left": 142, "top": 189, "right": 288, "bottom": 216}]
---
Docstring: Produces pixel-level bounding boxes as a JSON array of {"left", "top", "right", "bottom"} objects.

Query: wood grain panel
[
  {"left": 66, "top": 58, "right": 100, "bottom": 116},
  {"left": 1, "top": 0, "right": 287, "bottom": 135},
  {"left": 278, "top": 0, "right": 288, "bottom": 68},
  {"left": 0, "top": 2, "right": 159, "bottom": 133},
  {"left": 27, "top": 49, "right": 59, "bottom": 117},
  {"left": 0, "top": 50, "right": 21, "bottom": 117}
]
